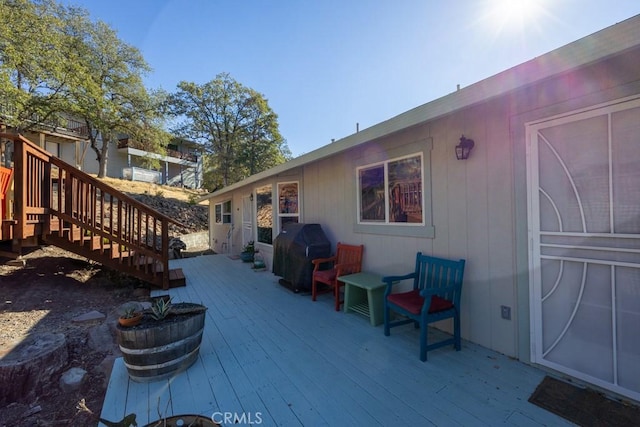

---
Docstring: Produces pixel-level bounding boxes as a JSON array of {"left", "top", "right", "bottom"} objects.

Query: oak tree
[{"left": 168, "top": 73, "right": 291, "bottom": 189}]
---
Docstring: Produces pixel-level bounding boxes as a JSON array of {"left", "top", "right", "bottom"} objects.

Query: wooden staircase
[{"left": 0, "top": 132, "right": 185, "bottom": 289}]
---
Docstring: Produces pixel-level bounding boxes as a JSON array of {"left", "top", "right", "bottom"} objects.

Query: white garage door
[{"left": 528, "top": 97, "right": 640, "bottom": 402}]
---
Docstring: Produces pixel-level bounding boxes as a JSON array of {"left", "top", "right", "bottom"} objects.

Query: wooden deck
[{"left": 101, "top": 254, "right": 570, "bottom": 426}]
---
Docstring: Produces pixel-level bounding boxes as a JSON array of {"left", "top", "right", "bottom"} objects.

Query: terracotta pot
[{"left": 118, "top": 313, "right": 142, "bottom": 327}]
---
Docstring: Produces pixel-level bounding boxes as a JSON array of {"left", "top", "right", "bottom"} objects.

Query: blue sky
[{"left": 62, "top": 0, "right": 639, "bottom": 157}]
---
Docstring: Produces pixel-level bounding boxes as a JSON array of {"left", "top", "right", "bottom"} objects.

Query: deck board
[
  {"left": 101, "top": 254, "right": 571, "bottom": 426},
  {"left": 99, "top": 358, "right": 129, "bottom": 423}
]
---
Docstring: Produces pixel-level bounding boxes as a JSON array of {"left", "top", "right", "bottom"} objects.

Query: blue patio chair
[{"left": 382, "top": 253, "right": 466, "bottom": 361}]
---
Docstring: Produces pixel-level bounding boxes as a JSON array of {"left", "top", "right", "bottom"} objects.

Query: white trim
[
  {"left": 527, "top": 96, "right": 640, "bottom": 402},
  {"left": 276, "top": 181, "right": 301, "bottom": 235},
  {"left": 527, "top": 122, "right": 542, "bottom": 362},
  {"left": 525, "top": 95, "right": 640, "bottom": 129},
  {"left": 540, "top": 255, "right": 640, "bottom": 269},
  {"left": 541, "top": 243, "right": 640, "bottom": 255},
  {"left": 242, "top": 194, "right": 253, "bottom": 248},
  {"left": 540, "top": 231, "right": 640, "bottom": 239},
  {"left": 214, "top": 200, "right": 232, "bottom": 225},
  {"left": 255, "top": 184, "right": 274, "bottom": 246}
]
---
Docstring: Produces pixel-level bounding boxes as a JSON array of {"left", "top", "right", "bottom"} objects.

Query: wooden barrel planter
[{"left": 115, "top": 303, "right": 207, "bottom": 382}]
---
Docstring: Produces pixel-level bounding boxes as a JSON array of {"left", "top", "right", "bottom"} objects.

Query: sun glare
[{"left": 485, "top": 0, "right": 545, "bottom": 32}]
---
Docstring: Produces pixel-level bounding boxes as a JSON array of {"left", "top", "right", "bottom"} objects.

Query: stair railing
[{"left": 6, "top": 132, "right": 177, "bottom": 289}]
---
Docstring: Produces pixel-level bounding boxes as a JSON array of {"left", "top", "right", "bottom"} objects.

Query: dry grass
[{"left": 94, "top": 176, "right": 209, "bottom": 204}]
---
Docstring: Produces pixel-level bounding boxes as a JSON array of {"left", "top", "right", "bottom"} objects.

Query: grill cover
[{"left": 272, "top": 223, "right": 331, "bottom": 292}]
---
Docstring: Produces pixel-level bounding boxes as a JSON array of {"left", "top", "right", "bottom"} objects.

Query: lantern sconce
[
  {"left": 455, "top": 135, "right": 475, "bottom": 160},
  {"left": 249, "top": 193, "right": 254, "bottom": 202}
]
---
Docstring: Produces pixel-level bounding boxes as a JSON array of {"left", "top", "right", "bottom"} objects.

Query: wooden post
[
  {"left": 13, "top": 137, "right": 25, "bottom": 240},
  {"left": 161, "top": 219, "right": 169, "bottom": 289}
]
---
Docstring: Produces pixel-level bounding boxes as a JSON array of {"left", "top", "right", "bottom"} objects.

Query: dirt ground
[
  {"left": 0, "top": 245, "right": 146, "bottom": 427},
  {"left": 0, "top": 177, "right": 209, "bottom": 426}
]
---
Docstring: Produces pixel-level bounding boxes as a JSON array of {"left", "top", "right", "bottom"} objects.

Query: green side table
[{"left": 339, "top": 272, "right": 385, "bottom": 326}]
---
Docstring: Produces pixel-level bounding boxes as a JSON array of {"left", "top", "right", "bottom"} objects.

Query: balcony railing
[
  {"left": 0, "top": 104, "right": 90, "bottom": 139},
  {"left": 118, "top": 138, "right": 199, "bottom": 163}
]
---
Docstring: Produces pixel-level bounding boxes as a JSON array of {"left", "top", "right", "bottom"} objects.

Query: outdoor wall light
[
  {"left": 249, "top": 193, "right": 253, "bottom": 202},
  {"left": 455, "top": 135, "right": 475, "bottom": 160}
]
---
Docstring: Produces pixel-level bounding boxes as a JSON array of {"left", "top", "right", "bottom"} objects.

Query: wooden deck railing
[{"left": 3, "top": 132, "right": 179, "bottom": 289}]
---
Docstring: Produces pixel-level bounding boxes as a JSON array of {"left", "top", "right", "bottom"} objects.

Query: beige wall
[
  {"left": 208, "top": 100, "right": 520, "bottom": 356},
  {"left": 298, "top": 103, "right": 519, "bottom": 357}
]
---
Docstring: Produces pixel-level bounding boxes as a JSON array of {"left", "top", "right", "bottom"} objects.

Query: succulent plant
[
  {"left": 150, "top": 297, "right": 172, "bottom": 321},
  {"left": 117, "top": 301, "right": 143, "bottom": 319},
  {"left": 121, "top": 307, "right": 138, "bottom": 319}
]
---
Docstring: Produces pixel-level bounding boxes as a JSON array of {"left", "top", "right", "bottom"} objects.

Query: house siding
[{"left": 208, "top": 115, "right": 519, "bottom": 355}]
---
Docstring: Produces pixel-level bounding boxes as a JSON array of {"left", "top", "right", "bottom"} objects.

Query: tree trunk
[
  {"left": 0, "top": 332, "right": 68, "bottom": 404},
  {"left": 98, "top": 139, "right": 109, "bottom": 178},
  {"left": 90, "top": 130, "right": 111, "bottom": 179}
]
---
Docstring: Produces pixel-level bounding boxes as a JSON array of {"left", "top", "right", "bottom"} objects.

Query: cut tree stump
[{"left": 0, "top": 332, "right": 68, "bottom": 404}]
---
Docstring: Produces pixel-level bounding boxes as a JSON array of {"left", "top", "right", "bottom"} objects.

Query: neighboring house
[
  {"left": 200, "top": 15, "right": 640, "bottom": 403},
  {"left": 79, "top": 136, "right": 203, "bottom": 189},
  {"left": 0, "top": 114, "right": 203, "bottom": 189}
]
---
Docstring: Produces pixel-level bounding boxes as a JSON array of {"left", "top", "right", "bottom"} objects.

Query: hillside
[
  {"left": 96, "top": 176, "right": 210, "bottom": 235},
  {"left": 96, "top": 176, "right": 206, "bottom": 203}
]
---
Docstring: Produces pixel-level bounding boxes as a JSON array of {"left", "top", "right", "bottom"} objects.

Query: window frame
[
  {"left": 214, "top": 199, "right": 232, "bottom": 224},
  {"left": 277, "top": 181, "right": 300, "bottom": 232},
  {"left": 255, "top": 184, "right": 273, "bottom": 245},
  {"left": 354, "top": 140, "right": 434, "bottom": 238}
]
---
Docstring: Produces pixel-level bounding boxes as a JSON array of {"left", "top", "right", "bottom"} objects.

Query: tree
[
  {"left": 0, "top": 0, "right": 86, "bottom": 131},
  {"left": 168, "top": 73, "right": 291, "bottom": 189},
  {"left": 0, "top": 0, "right": 166, "bottom": 176},
  {"left": 67, "top": 19, "right": 165, "bottom": 177}
]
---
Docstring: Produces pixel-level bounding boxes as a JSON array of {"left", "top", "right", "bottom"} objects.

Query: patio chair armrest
[
  {"left": 334, "top": 261, "right": 361, "bottom": 277},
  {"left": 382, "top": 272, "right": 416, "bottom": 293},
  {"left": 382, "top": 272, "right": 416, "bottom": 285},
  {"left": 311, "top": 255, "right": 336, "bottom": 271}
]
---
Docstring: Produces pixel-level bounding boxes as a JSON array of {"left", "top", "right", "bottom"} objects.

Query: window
[
  {"left": 214, "top": 200, "right": 232, "bottom": 224},
  {"left": 256, "top": 185, "right": 273, "bottom": 244},
  {"left": 278, "top": 182, "right": 299, "bottom": 230},
  {"left": 358, "top": 153, "right": 423, "bottom": 225}
]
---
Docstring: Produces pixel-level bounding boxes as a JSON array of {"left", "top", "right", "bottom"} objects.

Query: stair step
[
  {"left": 168, "top": 268, "right": 186, "bottom": 288},
  {"left": 60, "top": 227, "right": 82, "bottom": 242},
  {"left": 110, "top": 246, "right": 131, "bottom": 259},
  {"left": 1, "top": 219, "right": 16, "bottom": 240},
  {"left": 85, "top": 235, "right": 112, "bottom": 251}
]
